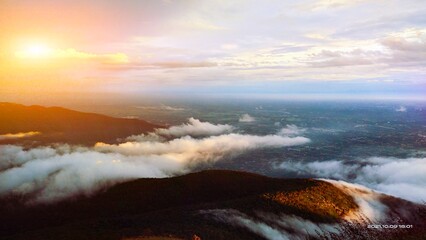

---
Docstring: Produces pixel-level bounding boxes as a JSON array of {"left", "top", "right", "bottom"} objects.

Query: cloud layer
[
  {"left": 202, "top": 209, "right": 339, "bottom": 240},
  {"left": 0, "top": 118, "right": 309, "bottom": 203},
  {"left": 277, "top": 157, "right": 426, "bottom": 202}
]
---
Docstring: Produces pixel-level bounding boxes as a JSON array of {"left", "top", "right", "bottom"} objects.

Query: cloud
[
  {"left": 2, "top": 0, "right": 426, "bottom": 93},
  {"left": 299, "top": 0, "right": 369, "bottom": 11},
  {"left": 307, "top": 48, "right": 381, "bottom": 68},
  {"left": 381, "top": 28, "right": 426, "bottom": 53},
  {"left": 135, "top": 104, "right": 186, "bottom": 111},
  {"left": 239, "top": 114, "right": 256, "bottom": 123},
  {"left": 15, "top": 48, "right": 129, "bottom": 64},
  {"left": 174, "top": 17, "right": 226, "bottom": 31},
  {"left": 395, "top": 106, "right": 407, "bottom": 112},
  {"left": 57, "top": 49, "right": 129, "bottom": 64},
  {"left": 201, "top": 180, "right": 401, "bottom": 240},
  {"left": 140, "top": 61, "right": 218, "bottom": 69},
  {"left": 278, "top": 125, "right": 306, "bottom": 136},
  {"left": 0, "top": 144, "right": 56, "bottom": 171},
  {"left": 0, "top": 119, "right": 310, "bottom": 203},
  {"left": 276, "top": 157, "right": 426, "bottom": 202},
  {"left": 322, "top": 180, "right": 389, "bottom": 221},
  {"left": 381, "top": 28, "right": 426, "bottom": 67},
  {"left": 155, "top": 118, "right": 234, "bottom": 137},
  {"left": 202, "top": 209, "right": 339, "bottom": 240},
  {"left": 125, "top": 132, "right": 166, "bottom": 143},
  {"left": 95, "top": 134, "right": 310, "bottom": 158},
  {"left": 0, "top": 131, "right": 41, "bottom": 140},
  {"left": 203, "top": 209, "right": 292, "bottom": 240},
  {"left": 302, "top": 28, "right": 426, "bottom": 71},
  {"left": 304, "top": 28, "right": 426, "bottom": 71},
  {"left": 221, "top": 44, "right": 239, "bottom": 50},
  {"left": 103, "top": 61, "right": 218, "bottom": 71}
]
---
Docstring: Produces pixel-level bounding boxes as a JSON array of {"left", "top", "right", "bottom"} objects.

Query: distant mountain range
[
  {"left": 0, "top": 102, "right": 161, "bottom": 146},
  {"left": 0, "top": 170, "right": 424, "bottom": 240}
]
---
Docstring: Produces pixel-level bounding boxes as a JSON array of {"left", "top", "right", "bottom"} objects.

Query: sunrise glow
[
  {"left": 15, "top": 43, "right": 53, "bottom": 59},
  {"left": 0, "top": 0, "right": 425, "bottom": 98}
]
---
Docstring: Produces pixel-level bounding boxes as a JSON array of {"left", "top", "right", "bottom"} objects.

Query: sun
[{"left": 15, "top": 43, "right": 53, "bottom": 59}]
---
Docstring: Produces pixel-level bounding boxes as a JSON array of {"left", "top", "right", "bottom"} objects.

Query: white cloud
[
  {"left": 239, "top": 114, "right": 256, "bottom": 123},
  {"left": 126, "top": 132, "right": 166, "bottom": 142},
  {"left": 155, "top": 117, "right": 234, "bottom": 137},
  {"left": 203, "top": 209, "right": 291, "bottom": 240},
  {"left": 0, "top": 144, "right": 56, "bottom": 171},
  {"left": 202, "top": 209, "right": 340, "bottom": 240},
  {"left": 0, "top": 119, "right": 310, "bottom": 203},
  {"left": 278, "top": 125, "right": 306, "bottom": 136},
  {"left": 277, "top": 157, "right": 426, "bottom": 202},
  {"left": 95, "top": 134, "right": 310, "bottom": 160},
  {"left": 396, "top": 106, "right": 407, "bottom": 112}
]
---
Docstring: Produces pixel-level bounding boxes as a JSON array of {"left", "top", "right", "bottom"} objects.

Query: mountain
[
  {"left": 0, "top": 170, "right": 424, "bottom": 240},
  {"left": 0, "top": 102, "right": 161, "bottom": 146}
]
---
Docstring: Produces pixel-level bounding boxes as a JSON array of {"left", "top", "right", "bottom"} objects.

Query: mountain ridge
[{"left": 0, "top": 102, "right": 161, "bottom": 146}]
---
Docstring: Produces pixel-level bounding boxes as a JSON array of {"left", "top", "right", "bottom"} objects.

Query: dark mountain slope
[
  {"left": 1, "top": 170, "right": 423, "bottom": 240},
  {"left": 0, "top": 102, "right": 161, "bottom": 146}
]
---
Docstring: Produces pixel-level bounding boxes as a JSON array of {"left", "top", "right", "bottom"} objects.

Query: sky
[{"left": 0, "top": 0, "right": 425, "bottom": 99}]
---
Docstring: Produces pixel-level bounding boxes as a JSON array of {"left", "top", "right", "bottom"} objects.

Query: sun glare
[{"left": 15, "top": 43, "right": 53, "bottom": 59}]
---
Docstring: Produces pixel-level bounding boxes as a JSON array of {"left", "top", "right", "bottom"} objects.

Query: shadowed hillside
[
  {"left": 0, "top": 170, "right": 423, "bottom": 240},
  {"left": 0, "top": 102, "right": 161, "bottom": 146}
]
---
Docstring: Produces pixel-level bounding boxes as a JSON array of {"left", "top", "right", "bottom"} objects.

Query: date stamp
[{"left": 367, "top": 224, "right": 413, "bottom": 229}]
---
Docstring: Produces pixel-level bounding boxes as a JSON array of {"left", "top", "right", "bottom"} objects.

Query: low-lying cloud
[
  {"left": 323, "top": 180, "right": 389, "bottom": 222},
  {"left": 395, "top": 106, "right": 407, "bottom": 112},
  {"left": 201, "top": 183, "right": 405, "bottom": 240},
  {"left": 135, "top": 104, "right": 186, "bottom": 111},
  {"left": 201, "top": 181, "right": 414, "bottom": 240},
  {"left": 155, "top": 117, "right": 234, "bottom": 137},
  {"left": 0, "top": 131, "right": 41, "bottom": 140},
  {"left": 201, "top": 209, "right": 339, "bottom": 240},
  {"left": 278, "top": 125, "right": 306, "bottom": 136},
  {"left": 277, "top": 157, "right": 426, "bottom": 202},
  {"left": 239, "top": 114, "right": 256, "bottom": 123},
  {"left": 0, "top": 118, "right": 310, "bottom": 204}
]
